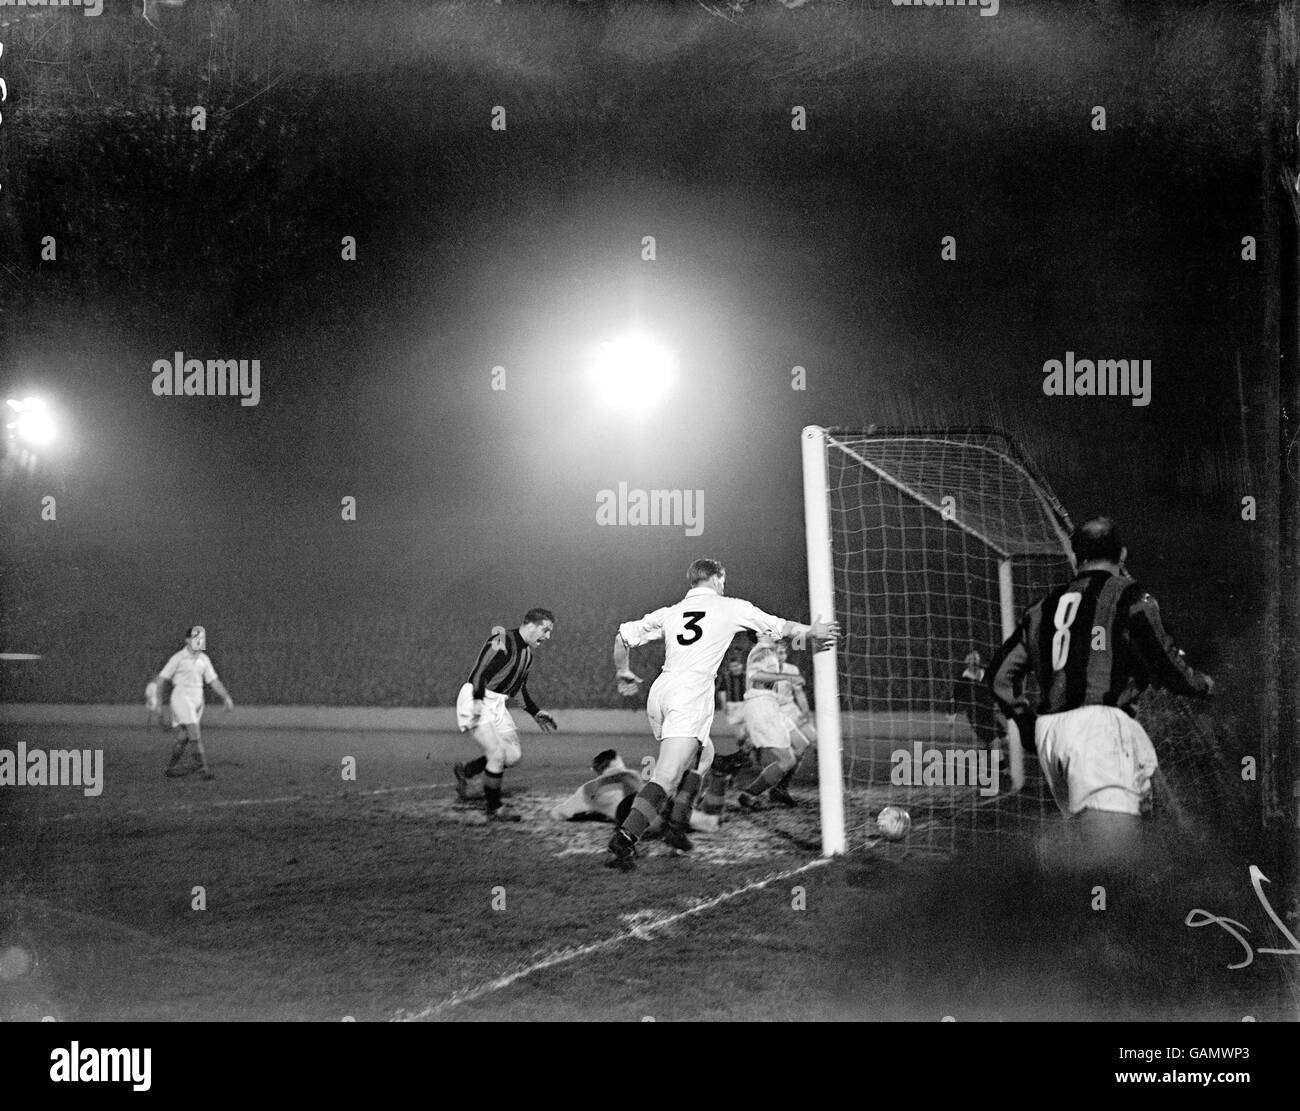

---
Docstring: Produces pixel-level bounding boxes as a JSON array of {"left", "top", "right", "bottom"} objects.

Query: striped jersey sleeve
[{"left": 989, "top": 570, "right": 1211, "bottom": 716}]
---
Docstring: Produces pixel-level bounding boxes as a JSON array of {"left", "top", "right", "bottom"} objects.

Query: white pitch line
[
  {"left": 394, "top": 856, "right": 833, "bottom": 1021},
  {"left": 107, "top": 782, "right": 446, "bottom": 818}
]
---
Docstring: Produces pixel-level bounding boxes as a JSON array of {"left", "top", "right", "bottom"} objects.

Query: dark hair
[
  {"left": 688, "top": 558, "right": 725, "bottom": 585},
  {"left": 523, "top": 608, "right": 556, "bottom": 626},
  {"left": 592, "top": 749, "right": 618, "bottom": 774},
  {"left": 1071, "top": 517, "right": 1123, "bottom": 565}
]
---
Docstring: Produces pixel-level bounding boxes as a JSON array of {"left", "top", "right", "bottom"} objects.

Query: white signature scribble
[{"left": 1185, "top": 865, "right": 1300, "bottom": 970}]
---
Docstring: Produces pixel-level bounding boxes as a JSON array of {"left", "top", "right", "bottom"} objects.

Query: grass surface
[{"left": 0, "top": 722, "right": 1292, "bottom": 1022}]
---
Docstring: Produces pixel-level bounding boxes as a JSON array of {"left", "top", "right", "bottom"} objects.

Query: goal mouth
[{"left": 803, "top": 425, "right": 1247, "bottom": 857}]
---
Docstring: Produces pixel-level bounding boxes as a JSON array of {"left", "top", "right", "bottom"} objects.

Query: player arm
[
  {"left": 777, "top": 618, "right": 838, "bottom": 651},
  {"left": 613, "top": 633, "right": 633, "bottom": 675},
  {"left": 738, "top": 602, "right": 838, "bottom": 652},
  {"left": 1126, "top": 592, "right": 1214, "bottom": 697},
  {"left": 519, "top": 679, "right": 541, "bottom": 717},
  {"left": 203, "top": 659, "right": 233, "bottom": 708},
  {"left": 794, "top": 683, "right": 810, "bottom": 716},
  {"left": 614, "top": 609, "right": 666, "bottom": 688},
  {"left": 549, "top": 786, "right": 592, "bottom": 821},
  {"left": 988, "top": 626, "right": 1031, "bottom": 717}
]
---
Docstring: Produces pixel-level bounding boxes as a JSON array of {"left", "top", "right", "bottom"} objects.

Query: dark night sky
[{"left": 0, "top": 0, "right": 1278, "bottom": 659}]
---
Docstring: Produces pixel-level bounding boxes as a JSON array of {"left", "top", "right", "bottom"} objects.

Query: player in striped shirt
[
  {"left": 607, "top": 558, "right": 838, "bottom": 870},
  {"left": 988, "top": 517, "right": 1214, "bottom": 828},
  {"left": 452, "top": 609, "right": 558, "bottom": 822}
]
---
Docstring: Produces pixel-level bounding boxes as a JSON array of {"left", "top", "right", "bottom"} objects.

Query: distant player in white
[
  {"left": 735, "top": 636, "right": 803, "bottom": 809},
  {"left": 152, "top": 626, "right": 234, "bottom": 780},
  {"left": 607, "top": 558, "right": 838, "bottom": 870}
]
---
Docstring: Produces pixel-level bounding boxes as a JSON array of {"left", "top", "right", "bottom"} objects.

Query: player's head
[
  {"left": 776, "top": 640, "right": 790, "bottom": 662},
  {"left": 592, "top": 749, "right": 624, "bottom": 775},
  {"left": 688, "top": 558, "right": 726, "bottom": 594},
  {"left": 964, "top": 650, "right": 982, "bottom": 668},
  {"left": 520, "top": 608, "right": 556, "bottom": 647},
  {"left": 1071, "top": 516, "right": 1126, "bottom": 569},
  {"left": 726, "top": 651, "right": 745, "bottom": 675},
  {"left": 186, "top": 626, "right": 206, "bottom": 652}
]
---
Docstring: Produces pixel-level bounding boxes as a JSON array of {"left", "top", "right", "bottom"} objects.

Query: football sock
[
  {"left": 166, "top": 739, "right": 187, "bottom": 768},
  {"left": 463, "top": 755, "right": 488, "bottom": 779},
  {"left": 698, "top": 770, "right": 729, "bottom": 817},
  {"left": 483, "top": 771, "right": 504, "bottom": 811},
  {"left": 191, "top": 738, "right": 209, "bottom": 771},
  {"left": 777, "top": 753, "right": 803, "bottom": 791},
  {"left": 668, "top": 770, "right": 702, "bottom": 831},
  {"left": 620, "top": 782, "right": 668, "bottom": 843},
  {"left": 740, "top": 756, "right": 786, "bottom": 797}
]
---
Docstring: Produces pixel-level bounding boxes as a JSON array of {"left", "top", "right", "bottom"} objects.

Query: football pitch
[{"left": 0, "top": 722, "right": 1292, "bottom": 1022}]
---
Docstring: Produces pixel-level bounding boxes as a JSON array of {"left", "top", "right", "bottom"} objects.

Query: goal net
[{"left": 801, "top": 426, "right": 1248, "bottom": 856}]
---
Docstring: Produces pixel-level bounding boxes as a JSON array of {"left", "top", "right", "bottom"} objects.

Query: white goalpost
[
  {"left": 801, "top": 426, "right": 1076, "bottom": 855},
  {"left": 802, "top": 425, "right": 847, "bottom": 856}
]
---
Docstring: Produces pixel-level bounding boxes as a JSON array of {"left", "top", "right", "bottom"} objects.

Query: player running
[
  {"left": 607, "top": 559, "right": 838, "bottom": 871},
  {"left": 988, "top": 517, "right": 1213, "bottom": 834},
  {"left": 452, "top": 609, "right": 558, "bottom": 822},
  {"left": 735, "top": 636, "right": 804, "bottom": 810},
  {"left": 153, "top": 626, "right": 234, "bottom": 780}
]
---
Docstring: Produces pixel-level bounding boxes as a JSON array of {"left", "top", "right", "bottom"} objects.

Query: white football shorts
[
  {"left": 169, "top": 691, "right": 205, "bottom": 727},
  {"left": 647, "top": 671, "right": 715, "bottom": 742},
  {"left": 744, "top": 693, "right": 790, "bottom": 750},
  {"left": 456, "top": 684, "right": 521, "bottom": 771},
  {"left": 456, "top": 684, "right": 516, "bottom": 736},
  {"left": 1035, "top": 704, "right": 1158, "bottom": 817}
]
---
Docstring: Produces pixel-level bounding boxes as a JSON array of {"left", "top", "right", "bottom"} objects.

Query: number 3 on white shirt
[{"left": 1051, "top": 592, "right": 1082, "bottom": 671}]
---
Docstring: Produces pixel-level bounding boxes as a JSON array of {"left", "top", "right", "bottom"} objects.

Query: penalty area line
[{"left": 394, "top": 856, "right": 832, "bottom": 1021}]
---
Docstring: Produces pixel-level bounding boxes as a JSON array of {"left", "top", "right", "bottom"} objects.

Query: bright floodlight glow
[
  {"left": 6, "top": 397, "right": 56, "bottom": 447},
  {"left": 589, "top": 334, "right": 676, "bottom": 414}
]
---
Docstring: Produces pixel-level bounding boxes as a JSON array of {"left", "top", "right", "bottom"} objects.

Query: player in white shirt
[
  {"left": 607, "top": 558, "right": 838, "bottom": 870},
  {"left": 734, "top": 636, "right": 802, "bottom": 809},
  {"left": 152, "top": 626, "right": 234, "bottom": 780},
  {"left": 549, "top": 750, "right": 643, "bottom": 822},
  {"left": 552, "top": 749, "right": 721, "bottom": 835},
  {"left": 769, "top": 641, "right": 811, "bottom": 753}
]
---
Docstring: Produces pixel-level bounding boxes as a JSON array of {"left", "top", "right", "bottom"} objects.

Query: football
[{"left": 876, "top": 806, "right": 911, "bottom": 841}]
